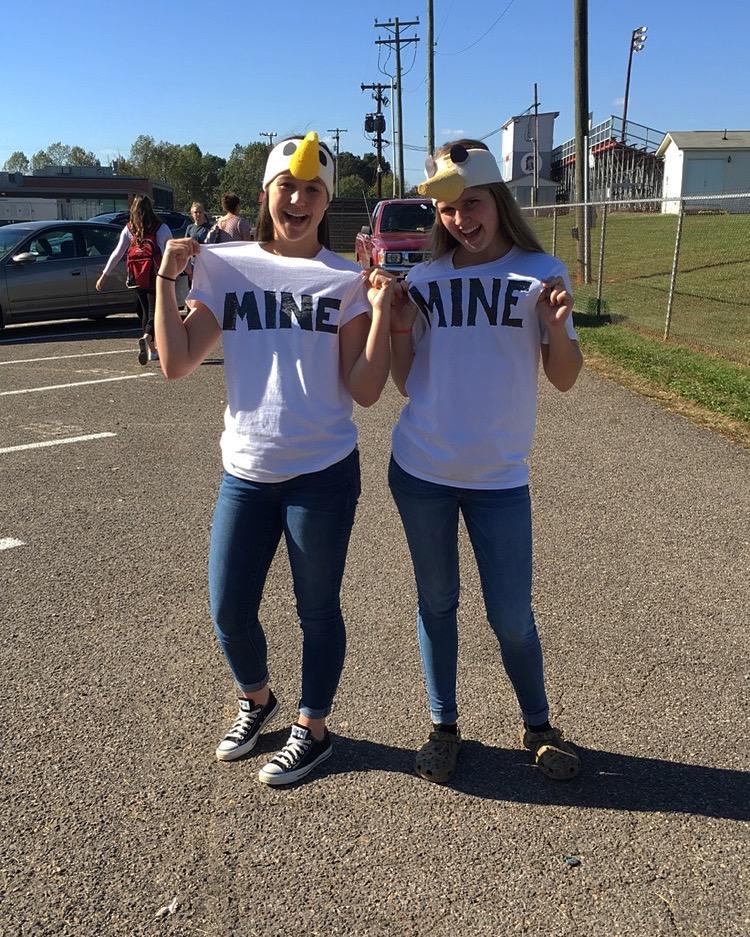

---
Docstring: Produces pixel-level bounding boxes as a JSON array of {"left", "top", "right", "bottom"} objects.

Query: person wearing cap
[
  {"left": 383, "top": 138, "right": 583, "bottom": 784},
  {"left": 153, "top": 132, "right": 396, "bottom": 786}
]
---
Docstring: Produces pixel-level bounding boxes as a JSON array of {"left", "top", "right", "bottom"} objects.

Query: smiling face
[
  {"left": 190, "top": 204, "right": 206, "bottom": 223},
  {"left": 436, "top": 185, "right": 511, "bottom": 266},
  {"left": 266, "top": 171, "right": 329, "bottom": 251}
]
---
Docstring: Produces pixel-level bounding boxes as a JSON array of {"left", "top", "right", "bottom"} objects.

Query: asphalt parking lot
[{"left": 1, "top": 315, "right": 748, "bottom": 936}]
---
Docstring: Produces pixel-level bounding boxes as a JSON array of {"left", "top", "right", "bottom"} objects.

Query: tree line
[{"left": 3, "top": 138, "right": 396, "bottom": 219}]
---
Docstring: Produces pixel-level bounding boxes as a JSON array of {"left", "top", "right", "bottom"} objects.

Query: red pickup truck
[{"left": 355, "top": 198, "right": 434, "bottom": 273}]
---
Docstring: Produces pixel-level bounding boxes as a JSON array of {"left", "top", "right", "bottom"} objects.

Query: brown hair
[
  {"left": 221, "top": 192, "right": 240, "bottom": 214},
  {"left": 254, "top": 136, "right": 334, "bottom": 249},
  {"left": 129, "top": 194, "right": 159, "bottom": 243},
  {"left": 429, "top": 139, "right": 543, "bottom": 260}
]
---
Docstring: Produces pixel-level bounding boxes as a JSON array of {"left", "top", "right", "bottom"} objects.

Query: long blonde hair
[{"left": 429, "top": 139, "right": 543, "bottom": 260}]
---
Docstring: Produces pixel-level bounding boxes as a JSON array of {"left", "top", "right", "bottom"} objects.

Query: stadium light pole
[{"left": 621, "top": 26, "right": 647, "bottom": 143}]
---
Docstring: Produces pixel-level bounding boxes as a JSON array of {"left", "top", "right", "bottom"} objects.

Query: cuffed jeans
[
  {"left": 209, "top": 449, "right": 360, "bottom": 718},
  {"left": 388, "top": 456, "right": 549, "bottom": 727}
]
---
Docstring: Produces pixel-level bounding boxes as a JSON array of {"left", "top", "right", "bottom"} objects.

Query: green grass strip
[{"left": 573, "top": 314, "right": 750, "bottom": 424}]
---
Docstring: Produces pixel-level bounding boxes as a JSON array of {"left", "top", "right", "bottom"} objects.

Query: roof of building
[
  {"left": 656, "top": 130, "right": 750, "bottom": 156},
  {"left": 501, "top": 112, "right": 559, "bottom": 130}
]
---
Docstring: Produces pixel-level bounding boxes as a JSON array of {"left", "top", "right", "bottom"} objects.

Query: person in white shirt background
[
  {"left": 96, "top": 194, "right": 171, "bottom": 365},
  {"left": 153, "top": 132, "right": 396, "bottom": 786},
  {"left": 385, "top": 139, "right": 584, "bottom": 785}
]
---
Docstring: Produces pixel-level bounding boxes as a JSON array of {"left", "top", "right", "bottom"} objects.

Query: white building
[
  {"left": 656, "top": 130, "right": 750, "bottom": 213},
  {"left": 500, "top": 111, "right": 559, "bottom": 207}
]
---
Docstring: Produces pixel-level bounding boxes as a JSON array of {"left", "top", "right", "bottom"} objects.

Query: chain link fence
[{"left": 522, "top": 194, "right": 750, "bottom": 365}]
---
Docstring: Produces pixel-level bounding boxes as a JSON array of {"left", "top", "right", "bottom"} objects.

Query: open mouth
[
  {"left": 459, "top": 225, "right": 481, "bottom": 246},
  {"left": 283, "top": 210, "right": 309, "bottom": 228}
]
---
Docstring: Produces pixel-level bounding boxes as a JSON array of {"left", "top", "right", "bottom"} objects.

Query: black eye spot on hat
[
  {"left": 283, "top": 142, "right": 297, "bottom": 156},
  {"left": 450, "top": 144, "right": 469, "bottom": 164},
  {"left": 319, "top": 150, "right": 328, "bottom": 167}
]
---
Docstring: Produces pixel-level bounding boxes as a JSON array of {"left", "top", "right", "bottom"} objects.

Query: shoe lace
[
  {"left": 226, "top": 705, "right": 261, "bottom": 741},
  {"left": 274, "top": 735, "right": 311, "bottom": 768}
]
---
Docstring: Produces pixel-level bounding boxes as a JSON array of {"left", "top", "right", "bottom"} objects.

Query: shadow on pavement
[{"left": 257, "top": 731, "right": 749, "bottom": 821}]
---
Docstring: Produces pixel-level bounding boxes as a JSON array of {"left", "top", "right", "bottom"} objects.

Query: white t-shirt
[
  {"left": 188, "top": 242, "right": 369, "bottom": 482},
  {"left": 392, "top": 247, "right": 578, "bottom": 490}
]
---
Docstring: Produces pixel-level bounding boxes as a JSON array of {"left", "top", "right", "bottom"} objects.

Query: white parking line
[
  {"left": 0, "top": 538, "right": 25, "bottom": 551},
  {"left": 0, "top": 433, "right": 117, "bottom": 455},
  {"left": 0, "top": 374, "right": 155, "bottom": 396},
  {"left": 0, "top": 350, "right": 136, "bottom": 366}
]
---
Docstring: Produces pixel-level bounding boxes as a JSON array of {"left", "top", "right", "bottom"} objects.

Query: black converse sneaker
[
  {"left": 258, "top": 723, "right": 332, "bottom": 786},
  {"left": 215, "top": 691, "right": 279, "bottom": 762}
]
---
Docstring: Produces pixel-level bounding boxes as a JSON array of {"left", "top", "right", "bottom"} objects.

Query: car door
[
  {"left": 81, "top": 224, "right": 133, "bottom": 311},
  {"left": 4, "top": 226, "right": 88, "bottom": 317}
]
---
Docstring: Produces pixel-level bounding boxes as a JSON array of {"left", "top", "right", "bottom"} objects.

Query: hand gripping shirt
[
  {"left": 392, "top": 247, "right": 577, "bottom": 489},
  {"left": 188, "top": 242, "right": 369, "bottom": 482}
]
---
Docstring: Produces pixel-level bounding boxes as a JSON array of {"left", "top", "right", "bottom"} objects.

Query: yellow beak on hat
[
  {"left": 417, "top": 146, "right": 504, "bottom": 202},
  {"left": 289, "top": 131, "right": 321, "bottom": 182},
  {"left": 417, "top": 169, "right": 465, "bottom": 203}
]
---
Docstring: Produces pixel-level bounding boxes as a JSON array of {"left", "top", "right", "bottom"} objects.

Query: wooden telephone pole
[{"left": 375, "top": 17, "right": 420, "bottom": 197}]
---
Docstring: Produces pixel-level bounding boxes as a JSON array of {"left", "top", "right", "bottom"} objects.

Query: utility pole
[
  {"left": 362, "top": 83, "right": 390, "bottom": 198},
  {"left": 531, "top": 82, "right": 540, "bottom": 210},
  {"left": 426, "top": 0, "right": 434, "bottom": 156},
  {"left": 326, "top": 128, "right": 347, "bottom": 197},
  {"left": 573, "top": 0, "right": 590, "bottom": 283},
  {"left": 375, "top": 16, "right": 420, "bottom": 197},
  {"left": 259, "top": 131, "right": 277, "bottom": 148}
]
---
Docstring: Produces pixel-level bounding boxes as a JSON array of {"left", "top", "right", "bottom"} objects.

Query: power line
[{"left": 436, "top": 0, "right": 517, "bottom": 55}]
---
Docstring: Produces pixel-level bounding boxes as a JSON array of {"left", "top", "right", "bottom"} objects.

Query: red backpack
[{"left": 126, "top": 223, "right": 162, "bottom": 289}]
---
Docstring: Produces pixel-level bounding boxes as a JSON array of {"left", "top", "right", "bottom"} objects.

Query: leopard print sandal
[
  {"left": 414, "top": 729, "right": 462, "bottom": 783},
  {"left": 520, "top": 726, "right": 580, "bottom": 780}
]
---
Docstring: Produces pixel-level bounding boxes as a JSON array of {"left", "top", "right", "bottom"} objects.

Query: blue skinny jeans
[
  {"left": 388, "top": 456, "right": 549, "bottom": 727},
  {"left": 209, "top": 449, "right": 360, "bottom": 718}
]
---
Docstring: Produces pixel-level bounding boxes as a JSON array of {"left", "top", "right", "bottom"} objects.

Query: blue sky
[{"left": 4, "top": 0, "right": 747, "bottom": 187}]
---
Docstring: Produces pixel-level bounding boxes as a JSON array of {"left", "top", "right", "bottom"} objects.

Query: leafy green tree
[
  {"left": 69, "top": 145, "right": 100, "bottom": 167},
  {"left": 367, "top": 172, "right": 395, "bottom": 198},
  {"left": 337, "top": 174, "right": 370, "bottom": 197},
  {"left": 3, "top": 151, "right": 29, "bottom": 173},
  {"left": 31, "top": 149, "right": 53, "bottom": 171},
  {"left": 218, "top": 142, "right": 268, "bottom": 220}
]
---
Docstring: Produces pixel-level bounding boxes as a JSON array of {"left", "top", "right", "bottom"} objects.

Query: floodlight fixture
[{"left": 622, "top": 25, "right": 649, "bottom": 142}]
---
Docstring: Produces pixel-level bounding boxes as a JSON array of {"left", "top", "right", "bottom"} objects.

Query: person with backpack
[
  {"left": 205, "top": 192, "right": 254, "bottom": 243},
  {"left": 96, "top": 194, "right": 172, "bottom": 364}
]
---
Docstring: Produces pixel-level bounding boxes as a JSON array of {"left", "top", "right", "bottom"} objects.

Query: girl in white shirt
[
  {"left": 96, "top": 194, "right": 171, "bottom": 364},
  {"left": 154, "top": 133, "right": 396, "bottom": 786},
  {"left": 387, "top": 139, "right": 583, "bottom": 784}
]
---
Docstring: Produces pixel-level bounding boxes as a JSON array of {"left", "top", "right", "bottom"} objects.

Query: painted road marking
[
  {"left": 0, "top": 373, "right": 155, "bottom": 396},
  {"left": 0, "top": 350, "right": 136, "bottom": 366},
  {"left": 0, "top": 433, "right": 117, "bottom": 455},
  {"left": 0, "top": 538, "right": 25, "bottom": 551}
]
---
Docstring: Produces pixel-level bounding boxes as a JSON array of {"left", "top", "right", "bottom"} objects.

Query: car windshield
[
  {"left": 0, "top": 228, "right": 30, "bottom": 261},
  {"left": 380, "top": 203, "right": 434, "bottom": 233}
]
